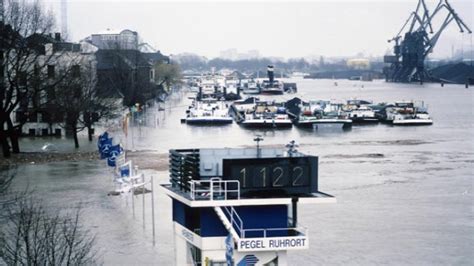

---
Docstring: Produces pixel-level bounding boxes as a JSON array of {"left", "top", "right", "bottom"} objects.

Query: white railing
[
  {"left": 189, "top": 178, "right": 240, "bottom": 201},
  {"left": 241, "top": 225, "right": 308, "bottom": 239},
  {"left": 220, "top": 206, "right": 307, "bottom": 239},
  {"left": 222, "top": 206, "right": 244, "bottom": 238}
]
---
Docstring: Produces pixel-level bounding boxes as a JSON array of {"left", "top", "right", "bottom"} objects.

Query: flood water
[{"left": 6, "top": 79, "right": 474, "bottom": 265}]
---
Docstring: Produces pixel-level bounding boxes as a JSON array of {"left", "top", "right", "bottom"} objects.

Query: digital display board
[{"left": 222, "top": 156, "right": 318, "bottom": 196}]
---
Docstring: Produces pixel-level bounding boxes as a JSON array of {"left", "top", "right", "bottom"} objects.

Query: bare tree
[
  {"left": 54, "top": 61, "right": 119, "bottom": 148},
  {"left": 0, "top": 166, "right": 15, "bottom": 195},
  {"left": 153, "top": 61, "right": 182, "bottom": 93},
  {"left": 0, "top": 198, "right": 98, "bottom": 265},
  {"left": 0, "top": 0, "right": 59, "bottom": 157}
]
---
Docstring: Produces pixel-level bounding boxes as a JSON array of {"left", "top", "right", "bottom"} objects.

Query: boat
[
  {"left": 183, "top": 98, "right": 233, "bottom": 125},
  {"left": 241, "top": 101, "right": 292, "bottom": 128},
  {"left": 383, "top": 101, "right": 433, "bottom": 125},
  {"left": 161, "top": 140, "right": 336, "bottom": 265},
  {"left": 295, "top": 100, "right": 352, "bottom": 129},
  {"left": 260, "top": 65, "right": 284, "bottom": 95},
  {"left": 242, "top": 79, "right": 260, "bottom": 94},
  {"left": 224, "top": 78, "right": 240, "bottom": 95},
  {"left": 391, "top": 106, "right": 433, "bottom": 125},
  {"left": 345, "top": 105, "right": 379, "bottom": 124},
  {"left": 230, "top": 97, "right": 259, "bottom": 123}
]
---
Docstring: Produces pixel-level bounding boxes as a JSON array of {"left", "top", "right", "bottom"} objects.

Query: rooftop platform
[{"left": 160, "top": 183, "right": 336, "bottom": 208}]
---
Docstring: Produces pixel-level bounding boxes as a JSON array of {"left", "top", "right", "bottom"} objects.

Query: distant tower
[
  {"left": 60, "top": 0, "right": 68, "bottom": 40},
  {"left": 1, "top": 0, "right": 4, "bottom": 23}
]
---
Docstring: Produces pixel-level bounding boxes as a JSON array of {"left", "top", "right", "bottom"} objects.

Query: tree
[
  {"left": 0, "top": 198, "right": 98, "bottom": 265},
  {"left": 0, "top": 0, "right": 59, "bottom": 157},
  {"left": 153, "top": 61, "right": 182, "bottom": 93},
  {"left": 0, "top": 168, "right": 99, "bottom": 265},
  {"left": 54, "top": 61, "right": 119, "bottom": 148}
]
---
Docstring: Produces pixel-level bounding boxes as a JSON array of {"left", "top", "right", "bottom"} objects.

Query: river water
[{"left": 6, "top": 79, "right": 474, "bottom": 265}]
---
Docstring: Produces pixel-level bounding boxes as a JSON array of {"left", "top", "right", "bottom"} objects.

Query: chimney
[
  {"left": 267, "top": 65, "right": 274, "bottom": 84},
  {"left": 54, "top": 32, "right": 61, "bottom": 41}
]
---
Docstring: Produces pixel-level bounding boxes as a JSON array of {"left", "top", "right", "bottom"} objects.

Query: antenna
[
  {"left": 253, "top": 135, "right": 263, "bottom": 158},
  {"left": 61, "top": 0, "right": 68, "bottom": 39},
  {"left": 285, "top": 140, "right": 299, "bottom": 157}
]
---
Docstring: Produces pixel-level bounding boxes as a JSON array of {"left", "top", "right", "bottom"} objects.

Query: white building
[{"left": 88, "top": 29, "right": 139, "bottom": 50}]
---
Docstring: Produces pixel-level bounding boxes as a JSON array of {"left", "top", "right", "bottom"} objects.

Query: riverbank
[{"left": 0, "top": 150, "right": 169, "bottom": 171}]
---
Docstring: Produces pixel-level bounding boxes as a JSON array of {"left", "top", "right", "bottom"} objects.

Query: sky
[{"left": 43, "top": 0, "right": 474, "bottom": 59}]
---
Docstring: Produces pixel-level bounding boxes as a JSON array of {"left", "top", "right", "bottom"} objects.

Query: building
[
  {"left": 162, "top": 145, "right": 336, "bottom": 265},
  {"left": 14, "top": 33, "right": 97, "bottom": 136},
  {"left": 88, "top": 29, "right": 139, "bottom": 50},
  {"left": 84, "top": 29, "right": 169, "bottom": 106}
]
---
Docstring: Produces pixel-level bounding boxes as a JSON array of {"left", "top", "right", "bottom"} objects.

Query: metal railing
[
  {"left": 189, "top": 178, "right": 240, "bottom": 201},
  {"left": 240, "top": 225, "right": 308, "bottom": 239},
  {"left": 222, "top": 206, "right": 244, "bottom": 238},
  {"left": 220, "top": 206, "right": 307, "bottom": 239}
]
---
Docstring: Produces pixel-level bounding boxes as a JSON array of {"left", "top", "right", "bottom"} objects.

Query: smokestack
[
  {"left": 267, "top": 65, "right": 274, "bottom": 84},
  {"left": 61, "top": 0, "right": 68, "bottom": 39},
  {"left": 54, "top": 32, "right": 61, "bottom": 41}
]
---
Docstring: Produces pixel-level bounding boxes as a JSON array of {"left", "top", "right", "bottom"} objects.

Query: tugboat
[
  {"left": 161, "top": 139, "right": 336, "bottom": 266},
  {"left": 241, "top": 101, "right": 293, "bottom": 129},
  {"left": 260, "top": 65, "right": 284, "bottom": 95},
  {"left": 183, "top": 98, "right": 233, "bottom": 125}
]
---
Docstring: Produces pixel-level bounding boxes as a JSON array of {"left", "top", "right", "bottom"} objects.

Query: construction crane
[{"left": 384, "top": 0, "right": 472, "bottom": 83}]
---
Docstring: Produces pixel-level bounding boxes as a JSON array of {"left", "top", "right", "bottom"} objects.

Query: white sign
[{"left": 237, "top": 236, "right": 308, "bottom": 252}]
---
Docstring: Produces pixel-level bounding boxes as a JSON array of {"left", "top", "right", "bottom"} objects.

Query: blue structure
[{"left": 161, "top": 143, "right": 336, "bottom": 265}]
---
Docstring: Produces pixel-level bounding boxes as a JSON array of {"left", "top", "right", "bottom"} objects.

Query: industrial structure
[
  {"left": 161, "top": 141, "right": 336, "bottom": 265},
  {"left": 384, "top": 0, "right": 472, "bottom": 83}
]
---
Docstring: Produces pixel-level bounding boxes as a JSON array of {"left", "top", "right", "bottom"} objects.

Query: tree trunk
[
  {"left": 73, "top": 126, "right": 79, "bottom": 148},
  {"left": 87, "top": 124, "right": 93, "bottom": 142},
  {"left": 10, "top": 129, "right": 20, "bottom": 153},
  {"left": 0, "top": 129, "right": 11, "bottom": 158},
  {"left": 6, "top": 117, "right": 20, "bottom": 153}
]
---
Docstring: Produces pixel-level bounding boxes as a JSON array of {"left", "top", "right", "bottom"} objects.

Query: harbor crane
[{"left": 384, "top": 0, "right": 472, "bottom": 83}]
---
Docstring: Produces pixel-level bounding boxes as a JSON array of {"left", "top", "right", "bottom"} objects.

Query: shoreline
[{"left": 0, "top": 150, "right": 170, "bottom": 172}]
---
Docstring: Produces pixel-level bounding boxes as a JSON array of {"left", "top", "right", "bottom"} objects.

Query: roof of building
[
  {"left": 93, "top": 29, "right": 138, "bottom": 35},
  {"left": 95, "top": 49, "right": 168, "bottom": 70}
]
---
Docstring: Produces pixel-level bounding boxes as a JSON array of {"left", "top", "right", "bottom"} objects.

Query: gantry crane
[{"left": 384, "top": 0, "right": 472, "bottom": 83}]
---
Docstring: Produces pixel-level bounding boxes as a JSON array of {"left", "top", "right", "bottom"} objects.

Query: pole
[
  {"left": 151, "top": 175, "right": 156, "bottom": 246},
  {"left": 142, "top": 174, "right": 145, "bottom": 229},
  {"left": 132, "top": 183, "right": 135, "bottom": 219},
  {"left": 131, "top": 111, "right": 135, "bottom": 150}
]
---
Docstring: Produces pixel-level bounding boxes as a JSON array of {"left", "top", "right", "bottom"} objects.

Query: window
[
  {"left": 18, "top": 71, "right": 27, "bottom": 86},
  {"left": 72, "top": 65, "right": 81, "bottom": 78},
  {"left": 47, "top": 65, "right": 55, "bottom": 79},
  {"left": 150, "top": 69, "right": 155, "bottom": 81}
]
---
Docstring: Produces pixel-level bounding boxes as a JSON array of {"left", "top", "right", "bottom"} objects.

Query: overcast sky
[{"left": 44, "top": 0, "right": 473, "bottom": 59}]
